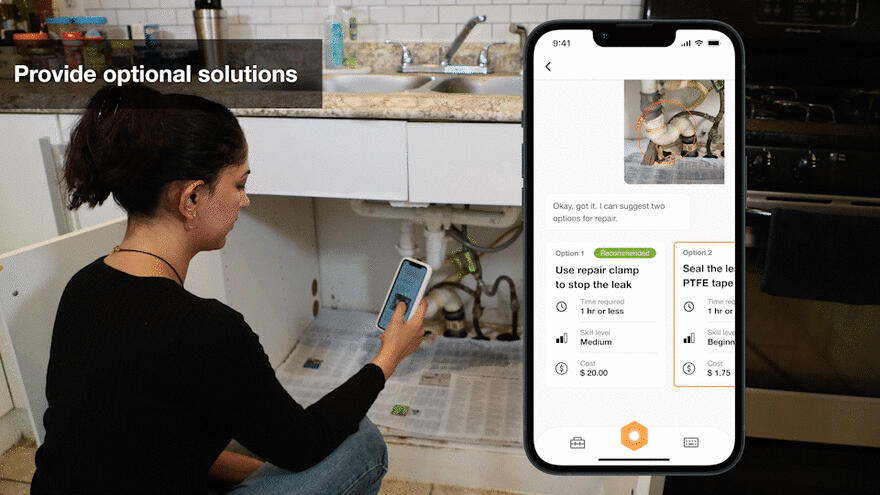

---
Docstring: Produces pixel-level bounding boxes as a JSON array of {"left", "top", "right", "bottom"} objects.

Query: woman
[{"left": 31, "top": 83, "right": 426, "bottom": 494}]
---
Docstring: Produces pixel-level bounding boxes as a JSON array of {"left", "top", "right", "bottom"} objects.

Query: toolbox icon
[{"left": 569, "top": 436, "right": 586, "bottom": 449}]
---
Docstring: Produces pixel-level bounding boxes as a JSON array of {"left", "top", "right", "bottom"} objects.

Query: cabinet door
[
  {"left": 239, "top": 117, "right": 408, "bottom": 200},
  {"left": 407, "top": 123, "right": 521, "bottom": 206},
  {"left": 0, "top": 114, "right": 64, "bottom": 254}
]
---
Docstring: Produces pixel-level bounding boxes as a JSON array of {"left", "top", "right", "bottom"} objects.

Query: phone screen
[
  {"left": 378, "top": 259, "right": 428, "bottom": 329},
  {"left": 525, "top": 23, "right": 744, "bottom": 472}
]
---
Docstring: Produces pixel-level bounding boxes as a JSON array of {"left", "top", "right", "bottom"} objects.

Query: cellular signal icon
[
  {"left": 681, "top": 40, "right": 691, "bottom": 47},
  {"left": 556, "top": 333, "right": 568, "bottom": 344},
  {"left": 683, "top": 332, "right": 695, "bottom": 344}
]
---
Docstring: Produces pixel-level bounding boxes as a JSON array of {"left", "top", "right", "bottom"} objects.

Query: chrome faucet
[
  {"left": 509, "top": 23, "right": 527, "bottom": 74},
  {"left": 442, "top": 15, "right": 486, "bottom": 66}
]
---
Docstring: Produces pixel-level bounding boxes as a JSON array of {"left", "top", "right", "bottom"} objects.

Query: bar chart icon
[
  {"left": 556, "top": 333, "right": 568, "bottom": 344},
  {"left": 683, "top": 332, "right": 695, "bottom": 344}
]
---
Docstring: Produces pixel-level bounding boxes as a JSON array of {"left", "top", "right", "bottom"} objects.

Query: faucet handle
[
  {"left": 385, "top": 40, "right": 414, "bottom": 67},
  {"left": 477, "top": 41, "right": 506, "bottom": 68}
]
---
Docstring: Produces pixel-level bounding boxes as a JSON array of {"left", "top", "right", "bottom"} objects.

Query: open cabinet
[{"left": 0, "top": 194, "right": 651, "bottom": 494}]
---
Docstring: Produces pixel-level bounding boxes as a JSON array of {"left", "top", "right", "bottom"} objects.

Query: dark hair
[{"left": 64, "top": 83, "right": 248, "bottom": 217}]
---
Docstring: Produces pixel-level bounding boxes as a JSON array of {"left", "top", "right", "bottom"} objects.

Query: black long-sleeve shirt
[{"left": 31, "top": 256, "right": 385, "bottom": 494}]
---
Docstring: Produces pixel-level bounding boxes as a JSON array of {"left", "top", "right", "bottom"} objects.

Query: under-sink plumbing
[{"left": 350, "top": 200, "right": 523, "bottom": 340}]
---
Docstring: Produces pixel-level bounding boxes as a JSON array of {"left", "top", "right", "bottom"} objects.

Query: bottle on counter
[
  {"left": 61, "top": 31, "right": 83, "bottom": 67},
  {"left": 324, "top": 3, "right": 342, "bottom": 69},
  {"left": 342, "top": 8, "right": 358, "bottom": 69}
]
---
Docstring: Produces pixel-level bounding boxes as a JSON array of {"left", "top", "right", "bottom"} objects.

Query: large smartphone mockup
[{"left": 524, "top": 21, "right": 745, "bottom": 474}]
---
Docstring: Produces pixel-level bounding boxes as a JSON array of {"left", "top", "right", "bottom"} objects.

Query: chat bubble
[{"left": 547, "top": 194, "right": 690, "bottom": 230}]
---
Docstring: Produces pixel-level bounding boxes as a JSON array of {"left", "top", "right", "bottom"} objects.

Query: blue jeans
[{"left": 224, "top": 418, "right": 388, "bottom": 495}]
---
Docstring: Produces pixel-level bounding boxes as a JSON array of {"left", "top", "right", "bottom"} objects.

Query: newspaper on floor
[{"left": 276, "top": 309, "right": 523, "bottom": 446}]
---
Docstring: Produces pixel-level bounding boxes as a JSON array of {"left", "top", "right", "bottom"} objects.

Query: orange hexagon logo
[{"left": 621, "top": 421, "right": 648, "bottom": 451}]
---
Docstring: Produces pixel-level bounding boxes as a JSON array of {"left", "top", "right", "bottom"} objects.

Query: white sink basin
[
  {"left": 429, "top": 77, "right": 522, "bottom": 96},
  {"left": 323, "top": 74, "right": 434, "bottom": 93}
]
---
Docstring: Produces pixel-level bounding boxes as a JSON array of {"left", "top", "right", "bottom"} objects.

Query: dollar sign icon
[
  {"left": 683, "top": 362, "right": 695, "bottom": 375},
  {"left": 555, "top": 362, "right": 568, "bottom": 375},
  {"left": 580, "top": 369, "right": 585, "bottom": 376}
]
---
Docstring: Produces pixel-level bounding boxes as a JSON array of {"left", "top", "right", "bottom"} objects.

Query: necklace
[{"left": 112, "top": 246, "right": 183, "bottom": 286}]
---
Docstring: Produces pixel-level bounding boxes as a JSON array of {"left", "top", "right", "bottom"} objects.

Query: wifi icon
[{"left": 695, "top": 40, "right": 704, "bottom": 46}]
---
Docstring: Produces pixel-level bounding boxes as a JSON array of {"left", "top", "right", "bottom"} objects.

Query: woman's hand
[{"left": 370, "top": 300, "right": 427, "bottom": 380}]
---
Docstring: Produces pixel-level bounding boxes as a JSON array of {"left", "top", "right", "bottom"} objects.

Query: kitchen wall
[{"left": 82, "top": 0, "right": 641, "bottom": 42}]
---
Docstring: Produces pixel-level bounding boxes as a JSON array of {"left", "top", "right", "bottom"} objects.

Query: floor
[{"left": 0, "top": 438, "right": 527, "bottom": 495}]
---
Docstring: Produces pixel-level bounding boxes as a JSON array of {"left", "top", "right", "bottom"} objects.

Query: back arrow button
[{"left": 545, "top": 61, "right": 551, "bottom": 71}]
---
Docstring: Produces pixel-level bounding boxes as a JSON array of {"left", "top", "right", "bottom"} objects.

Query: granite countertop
[
  {"left": 232, "top": 89, "right": 522, "bottom": 122},
  {"left": 0, "top": 80, "right": 523, "bottom": 123}
]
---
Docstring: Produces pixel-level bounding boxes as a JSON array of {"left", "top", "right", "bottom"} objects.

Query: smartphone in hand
[{"left": 377, "top": 257, "right": 432, "bottom": 330}]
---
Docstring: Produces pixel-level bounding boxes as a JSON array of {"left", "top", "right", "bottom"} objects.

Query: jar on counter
[
  {"left": 62, "top": 31, "right": 83, "bottom": 68},
  {"left": 73, "top": 16, "right": 107, "bottom": 39},
  {"left": 13, "top": 31, "right": 61, "bottom": 69},
  {"left": 45, "top": 16, "right": 75, "bottom": 40}
]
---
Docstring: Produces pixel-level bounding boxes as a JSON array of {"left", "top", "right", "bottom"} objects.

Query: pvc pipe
[
  {"left": 641, "top": 80, "right": 659, "bottom": 93},
  {"left": 424, "top": 225, "right": 447, "bottom": 271},
  {"left": 350, "top": 200, "right": 521, "bottom": 229},
  {"left": 396, "top": 221, "right": 417, "bottom": 258}
]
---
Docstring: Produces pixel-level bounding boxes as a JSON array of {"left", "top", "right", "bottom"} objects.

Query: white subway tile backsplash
[
  {"left": 621, "top": 5, "right": 641, "bottom": 18},
  {"left": 548, "top": 5, "right": 582, "bottom": 18},
  {"left": 370, "top": 6, "right": 404, "bottom": 23},
  {"left": 420, "top": 23, "right": 455, "bottom": 40},
  {"left": 386, "top": 23, "right": 421, "bottom": 39},
  {"left": 255, "top": 24, "right": 287, "bottom": 37},
  {"left": 128, "top": 0, "right": 156, "bottom": 8},
  {"left": 438, "top": 5, "right": 474, "bottom": 23},
  {"left": 161, "top": 24, "right": 195, "bottom": 38},
  {"left": 404, "top": 6, "right": 437, "bottom": 23},
  {"left": 287, "top": 24, "right": 321, "bottom": 37},
  {"left": 82, "top": 0, "right": 643, "bottom": 43},
  {"left": 269, "top": 7, "right": 303, "bottom": 23},
  {"left": 356, "top": 23, "right": 387, "bottom": 41},
  {"left": 159, "top": 0, "right": 188, "bottom": 8},
  {"left": 301, "top": 6, "right": 326, "bottom": 23},
  {"left": 116, "top": 9, "right": 146, "bottom": 25},
  {"left": 146, "top": 8, "right": 177, "bottom": 25},
  {"left": 477, "top": 5, "right": 509, "bottom": 23},
  {"left": 511, "top": 5, "right": 546, "bottom": 22},
  {"left": 583, "top": 5, "right": 622, "bottom": 18},
  {"left": 229, "top": 24, "right": 255, "bottom": 37},
  {"left": 238, "top": 6, "right": 271, "bottom": 23}
]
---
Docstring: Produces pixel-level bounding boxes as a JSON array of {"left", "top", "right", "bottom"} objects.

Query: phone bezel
[
  {"left": 376, "top": 257, "right": 433, "bottom": 331},
  {"left": 522, "top": 19, "right": 746, "bottom": 475}
]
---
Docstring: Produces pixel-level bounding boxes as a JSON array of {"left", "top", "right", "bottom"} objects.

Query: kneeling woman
[{"left": 31, "top": 84, "right": 426, "bottom": 495}]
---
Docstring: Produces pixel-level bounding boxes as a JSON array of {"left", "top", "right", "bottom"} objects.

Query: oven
[{"left": 645, "top": 0, "right": 879, "bottom": 491}]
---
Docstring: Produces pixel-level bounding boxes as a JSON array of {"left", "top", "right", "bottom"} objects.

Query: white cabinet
[
  {"left": 239, "top": 117, "right": 408, "bottom": 201},
  {"left": 407, "top": 122, "right": 522, "bottom": 206},
  {"left": 0, "top": 114, "right": 64, "bottom": 254}
]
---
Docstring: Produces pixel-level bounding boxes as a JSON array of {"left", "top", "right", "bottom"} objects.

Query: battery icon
[{"left": 708, "top": 40, "right": 720, "bottom": 46}]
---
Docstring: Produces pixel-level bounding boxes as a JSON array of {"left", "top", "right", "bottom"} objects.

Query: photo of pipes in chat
[{"left": 531, "top": 29, "right": 737, "bottom": 466}]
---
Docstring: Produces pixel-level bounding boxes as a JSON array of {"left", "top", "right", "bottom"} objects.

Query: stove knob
[
  {"left": 748, "top": 149, "right": 773, "bottom": 184},
  {"left": 793, "top": 151, "right": 819, "bottom": 184}
]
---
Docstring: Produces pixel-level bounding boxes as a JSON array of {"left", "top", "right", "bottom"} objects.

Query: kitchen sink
[
  {"left": 322, "top": 74, "right": 434, "bottom": 93},
  {"left": 429, "top": 77, "right": 522, "bottom": 96}
]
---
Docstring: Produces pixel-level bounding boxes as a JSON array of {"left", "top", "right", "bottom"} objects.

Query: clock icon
[
  {"left": 556, "top": 301, "right": 568, "bottom": 312},
  {"left": 683, "top": 301, "right": 695, "bottom": 312}
]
